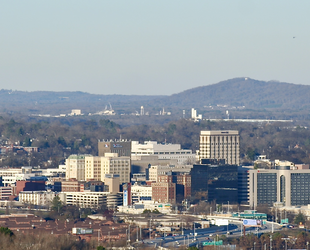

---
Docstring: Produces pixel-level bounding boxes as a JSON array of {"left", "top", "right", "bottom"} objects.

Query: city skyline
[{"left": 1, "top": 1, "right": 310, "bottom": 95}]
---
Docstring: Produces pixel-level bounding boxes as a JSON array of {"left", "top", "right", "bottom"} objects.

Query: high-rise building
[
  {"left": 104, "top": 174, "right": 120, "bottom": 194},
  {"left": 85, "top": 154, "right": 130, "bottom": 184},
  {"left": 199, "top": 130, "right": 240, "bottom": 165},
  {"left": 190, "top": 164, "right": 239, "bottom": 203},
  {"left": 65, "top": 155, "right": 91, "bottom": 181},
  {"left": 248, "top": 167, "right": 310, "bottom": 208}
]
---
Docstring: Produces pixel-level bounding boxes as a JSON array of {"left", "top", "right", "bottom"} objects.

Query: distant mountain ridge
[
  {"left": 1, "top": 78, "right": 310, "bottom": 114},
  {"left": 148, "top": 77, "right": 310, "bottom": 109}
]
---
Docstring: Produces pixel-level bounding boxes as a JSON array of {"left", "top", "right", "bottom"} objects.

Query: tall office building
[
  {"left": 190, "top": 164, "right": 239, "bottom": 203},
  {"left": 199, "top": 130, "right": 240, "bottom": 165}
]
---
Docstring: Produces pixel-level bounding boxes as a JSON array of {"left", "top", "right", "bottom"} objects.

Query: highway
[{"left": 138, "top": 217, "right": 282, "bottom": 248}]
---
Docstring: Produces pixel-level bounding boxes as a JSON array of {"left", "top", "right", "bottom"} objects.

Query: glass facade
[
  {"left": 291, "top": 173, "right": 310, "bottom": 206},
  {"left": 257, "top": 173, "right": 277, "bottom": 205},
  {"left": 190, "top": 164, "right": 238, "bottom": 203}
]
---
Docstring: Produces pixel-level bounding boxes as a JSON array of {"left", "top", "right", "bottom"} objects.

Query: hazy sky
[{"left": 1, "top": 1, "right": 310, "bottom": 95}]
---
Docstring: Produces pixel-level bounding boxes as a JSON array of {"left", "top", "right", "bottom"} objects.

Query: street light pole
[
  {"left": 228, "top": 201, "right": 230, "bottom": 214},
  {"left": 270, "top": 235, "right": 273, "bottom": 250}
]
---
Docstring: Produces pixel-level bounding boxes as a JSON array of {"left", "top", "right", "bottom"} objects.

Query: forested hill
[
  {"left": 149, "top": 78, "right": 310, "bottom": 109},
  {"left": 1, "top": 78, "right": 310, "bottom": 113}
]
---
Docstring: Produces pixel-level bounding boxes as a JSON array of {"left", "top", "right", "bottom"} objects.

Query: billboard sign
[
  {"left": 123, "top": 189, "right": 128, "bottom": 206},
  {"left": 243, "top": 219, "right": 262, "bottom": 227},
  {"left": 215, "top": 219, "right": 229, "bottom": 226}
]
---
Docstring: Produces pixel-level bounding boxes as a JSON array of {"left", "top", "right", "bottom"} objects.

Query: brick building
[{"left": 152, "top": 175, "right": 176, "bottom": 204}]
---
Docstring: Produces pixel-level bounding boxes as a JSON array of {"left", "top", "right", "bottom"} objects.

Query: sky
[{"left": 1, "top": 1, "right": 310, "bottom": 95}]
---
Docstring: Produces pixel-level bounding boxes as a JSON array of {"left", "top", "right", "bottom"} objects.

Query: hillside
[
  {"left": 1, "top": 78, "right": 310, "bottom": 115},
  {"left": 149, "top": 78, "right": 310, "bottom": 109},
  {"left": 0, "top": 90, "right": 163, "bottom": 114}
]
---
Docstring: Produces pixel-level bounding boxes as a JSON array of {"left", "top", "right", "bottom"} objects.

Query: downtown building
[
  {"left": 199, "top": 130, "right": 240, "bottom": 165},
  {"left": 98, "top": 140, "right": 131, "bottom": 157},
  {"left": 248, "top": 166, "right": 310, "bottom": 208},
  {"left": 131, "top": 141, "right": 196, "bottom": 164},
  {"left": 85, "top": 154, "right": 130, "bottom": 184}
]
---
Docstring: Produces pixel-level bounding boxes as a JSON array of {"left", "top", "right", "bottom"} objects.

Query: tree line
[{"left": 1, "top": 114, "right": 310, "bottom": 168}]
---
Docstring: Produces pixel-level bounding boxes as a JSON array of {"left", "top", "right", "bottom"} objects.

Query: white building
[
  {"left": 2, "top": 173, "right": 36, "bottom": 186},
  {"left": 19, "top": 191, "right": 56, "bottom": 206},
  {"left": 66, "top": 154, "right": 91, "bottom": 181},
  {"left": 59, "top": 192, "right": 122, "bottom": 209},
  {"left": 41, "top": 165, "right": 66, "bottom": 177},
  {"left": 118, "top": 200, "right": 172, "bottom": 214},
  {"left": 191, "top": 108, "right": 202, "bottom": 121},
  {"left": 70, "top": 109, "right": 82, "bottom": 116},
  {"left": 131, "top": 141, "right": 196, "bottom": 164},
  {"left": 131, "top": 183, "right": 152, "bottom": 203}
]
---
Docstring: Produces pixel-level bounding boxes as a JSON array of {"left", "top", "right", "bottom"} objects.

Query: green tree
[
  {"left": 57, "top": 136, "right": 67, "bottom": 147},
  {"left": 187, "top": 247, "right": 199, "bottom": 250},
  {"left": 294, "top": 211, "right": 306, "bottom": 225},
  {"left": 0, "top": 227, "right": 14, "bottom": 236},
  {"left": 152, "top": 209, "right": 161, "bottom": 214},
  {"left": 23, "top": 136, "right": 31, "bottom": 147},
  {"left": 51, "top": 196, "right": 63, "bottom": 213}
]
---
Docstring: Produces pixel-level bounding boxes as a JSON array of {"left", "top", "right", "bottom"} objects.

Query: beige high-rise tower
[{"left": 199, "top": 130, "right": 240, "bottom": 165}]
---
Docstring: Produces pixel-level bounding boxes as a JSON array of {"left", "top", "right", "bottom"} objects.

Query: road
[{"left": 138, "top": 217, "right": 282, "bottom": 248}]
